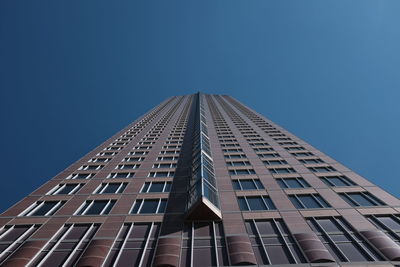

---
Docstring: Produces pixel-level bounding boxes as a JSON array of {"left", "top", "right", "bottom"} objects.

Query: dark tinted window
[
  {"left": 31, "top": 201, "right": 61, "bottom": 216},
  {"left": 149, "top": 183, "right": 164, "bottom": 192},
  {"left": 85, "top": 200, "right": 108, "bottom": 215},
  {"left": 340, "top": 192, "right": 385, "bottom": 207},
  {"left": 140, "top": 200, "right": 159, "bottom": 213},
  {"left": 238, "top": 196, "right": 275, "bottom": 211},
  {"left": 103, "top": 184, "right": 121, "bottom": 193},
  {"left": 289, "top": 194, "right": 331, "bottom": 209},
  {"left": 247, "top": 197, "right": 266, "bottom": 210},
  {"left": 57, "top": 184, "right": 80, "bottom": 194},
  {"left": 245, "top": 219, "right": 306, "bottom": 265},
  {"left": 131, "top": 199, "right": 167, "bottom": 214},
  {"left": 277, "top": 177, "right": 310, "bottom": 188},
  {"left": 321, "top": 176, "right": 356, "bottom": 187},
  {"left": 307, "top": 217, "right": 382, "bottom": 262}
]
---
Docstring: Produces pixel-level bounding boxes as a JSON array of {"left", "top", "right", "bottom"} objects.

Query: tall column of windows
[
  {"left": 212, "top": 96, "right": 279, "bottom": 211},
  {"left": 206, "top": 95, "right": 258, "bottom": 266},
  {"left": 0, "top": 97, "right": 185, "bottom": 267},
  {"left": 152, "top": 96, "right": 194, "bottom": 267},
  {"left": 66, "top": 96, "right": 178, "bottom": 182},
  {"left": 186, "top": 93, "right": 221, "bottom": 219}
]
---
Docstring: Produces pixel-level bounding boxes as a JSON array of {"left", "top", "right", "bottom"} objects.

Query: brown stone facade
[{"left": 0, "top": 93, "right": 399, "bottom": 267}]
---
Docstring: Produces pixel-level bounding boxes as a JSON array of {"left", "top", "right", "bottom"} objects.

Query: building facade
[{"left": 1, "top": 93, "right": 400, "bottom": 267}]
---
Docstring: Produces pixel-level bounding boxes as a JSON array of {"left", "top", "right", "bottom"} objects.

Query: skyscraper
[{"left": 1, "top": 93, "right": 400, "bottom": 267}]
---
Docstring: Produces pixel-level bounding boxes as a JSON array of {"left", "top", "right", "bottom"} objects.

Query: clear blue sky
[{"left": 1, "top": 1, "right": 399, "bottom": 213}]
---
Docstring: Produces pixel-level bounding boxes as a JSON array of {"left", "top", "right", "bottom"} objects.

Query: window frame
[
  {"left": 47, "top": 183, "right": 83, "bottom": 195},
  {"left": 148, "top": 171, "right": 175, "bottom": 178},
  {"left": 75, "top": 200, "right": 116, "bottom": 215},
  {"left": 339, "top": 192, "right": 385, "bottom": 207},
  {"left": 21, "top": 201, "right": 65, "bottom": 217},
  {"left": 307, "top": 217, "right": 383, "bottom": 262},
  {"left": 130, "top": 198, "right": 167, "bottom": 214},
  {"left": 232, "top": 179, "right": 264, "bottom": 190},
  {"left": 320, "top": 176, "right": 356, "bottom": 187},
  {"left": 238, "top": 196, "right": 276, "bottom": 211},
  {"left": 140, "top": 182, "right": 172, "bottom": 193},
  {"left": 289, "top": 194, "right": 331, "bottom": 209},
  {"left": 245, "top": 219, "right": 305, "bottom": 264},
  {"left": 107, "top": 172, "right": 135, "bottom": 179},
  {"left": 276, "top": 177, "right": 310, "bottom": 189},
  {"left": 94, "top": 183, "right": 127, "bottom": 194}
]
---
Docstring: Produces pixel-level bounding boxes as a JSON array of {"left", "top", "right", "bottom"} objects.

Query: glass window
[
  {"left": 131, "top": 199, "right": 167, "bottom": 214},
  {"left": 263, "top": 160, "right": 287, "bottom": 165},
  {"left": 291, "top": 152, "right": 314, "bottom": 157},
  {"left": 103, "top": 183, "right": 123, "bottom": 193},
  {"left": 108, "top": 172, "right": 135, "bottom": 178},
  {"left": 289, "top": 194, "right": 331, "bottom": 209},
  {"left": 153, "top": 163, "right": 177, "bottom": 168},
  {"left": 80, "top": 165, "right": 103, "bottom": 170},
  {"left": 229, "top": 169, "right": 256, "bottom": 175},
  {"left": 85, "top": 201, "right": 108, "bottom": 215},
  {"left": 180, "top": 221, "right": 228, "bottom": 267},
  {"left": 375, "top": 216, "right": 400, "bottom": 231},
  {"left": 258, "top": 153, "right": 280, "bottom": 158},
  {"left": 151, "top": 182, "right": 166, "bottom": 192},
  {"left": 285, "top": 146, "right": 305, "bottom": 151},
  {"left": 77, "top": 200, "right": 115, "bottom": 215},
  {"left": 238, "top": 197, "right": 249, "bottom": 211},
  {"left": 95, "top": 183, "right": 127, "bottom": 194},
  {"left": 22, "top": 201, "right": 65, "bottom": 216},
  {"left": 141, "top": 200, "right": 159, "bottom": 213},
  {"left": 367, "top": 215, "right": 400, "bottom": 244},
  {"left": 308, "top": 166, "right": 336, "bottom": 173},
  {"left": 276, "top": 177, "right": 310, "bottom": 188},
  {"left": 340, "top": 192, "right": 385, "bottom": 207},
  {"left": 245, "top": 219, "right": 306, "bottom": 265},
  {"left": 148, "top": 171, "right": 174, "bottom": 177},
  {"left": 247, "top": 197, "right": 266, "bottom": 210},
  {"left": 299, "top": 158, "right": 324, "bottom": 164},
  {"left": 104, "top": 223, "right": 160, "bottom": 267},
  {"left": 298, "top": 195, "right": 321, "bottom": 208},
  {"left": 29, "top": 224, "right": 99, "bottom": 267},
  {"left": 269, "top": 168, "right": 296, "bottom": 174},
  {"left": 50, "top": 184, "right": 82, "bottom": 195},
  {"left": 124, "top": 157, "right": 144, "bottom": 162},
  {"left": 232, "top": 179, "right": 264, "bottom": 190},
  {"left": 227, "top": 161, "right": 251, "bottom": 167},
  {"left": 238, "top": 196, "right": 276, "bottom": 211},
  {"left": 0, "top": 225, "right": 39, "bottom": 263},
  {"left": 69, "top": 173, "right": 93, "bottom": 180},
  {"left": 224, "top": 154, "right": 246, "bottom": 159},
  {"left": 320, "top": 176, "right": 356, "bottom": 187},
  {"left": 117, "top": 164, "right": 140, "bottom": 170},
  {"left": 307, "top": 217, "right": 382, "bottom": 262}
]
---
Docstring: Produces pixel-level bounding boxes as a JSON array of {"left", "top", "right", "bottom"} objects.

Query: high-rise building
[{"left": 1, "top": 93, "right": 400, "bottom": 267}]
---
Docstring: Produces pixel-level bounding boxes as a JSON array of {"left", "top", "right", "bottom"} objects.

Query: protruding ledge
[
  {"left": 153, "top": 237, "right": 181, "bottom": 267},
  {"left": 186, "top": 197, "right": 222, "bottom": 220},
  {"left": 360, "top": 230, "right": 400, "bottom": 261},
  {"left": 226, "top": 235, "right": 257, "bottom": 265},
  {"left": 293, "top": 232, "right": 335, "bottom": 263}
]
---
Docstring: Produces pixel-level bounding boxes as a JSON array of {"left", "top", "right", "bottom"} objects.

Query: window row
[
  {"left": 67, "top": 170, "right": 177, "bottom": 180},
  {"left": 20, "top": 198, "right": 169, "bottom": 217},
  {"left": 25, "top": 192, "right": 388, "bottom": 218}
]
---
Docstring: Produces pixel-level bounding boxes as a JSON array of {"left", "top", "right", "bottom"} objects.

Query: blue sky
[{"left": 1, "top": 0, "right": 399, "bottom": 212}]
